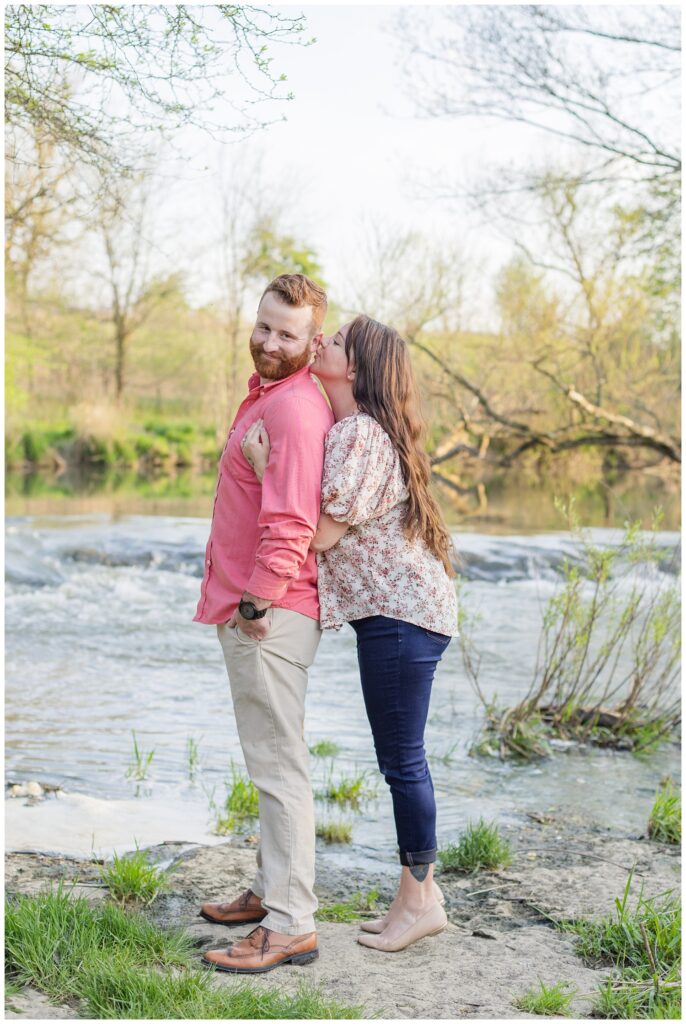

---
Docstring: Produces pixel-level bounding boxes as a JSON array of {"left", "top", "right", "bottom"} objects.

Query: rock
[{"left": 8, "top": 781, "right": 46, "bottom": 799}]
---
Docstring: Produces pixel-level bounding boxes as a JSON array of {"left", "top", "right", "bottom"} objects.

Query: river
[{"left": 5, "top": 496, "right": 680, "bottom": 868}]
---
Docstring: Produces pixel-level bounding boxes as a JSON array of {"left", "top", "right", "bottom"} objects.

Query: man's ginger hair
[{"left": 260, "top": 274, "right": 328, "bottom": 333}]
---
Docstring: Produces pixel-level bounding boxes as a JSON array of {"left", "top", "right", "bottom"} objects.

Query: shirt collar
[{"left": 248, "top": 364, "right": 313, "bottom": 395}]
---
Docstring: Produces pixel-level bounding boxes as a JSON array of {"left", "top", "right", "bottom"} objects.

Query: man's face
[{"left": 249, "top": 292, "right": 322, "bottom": 381}]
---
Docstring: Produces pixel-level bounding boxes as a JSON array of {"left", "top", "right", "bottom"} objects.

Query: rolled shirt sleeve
[{"left": 246, "top": 395, "right": 328, "bottom": 600}]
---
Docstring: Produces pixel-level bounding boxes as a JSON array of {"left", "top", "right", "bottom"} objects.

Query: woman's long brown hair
[{"left": 345, "top": 315, "right": 457, "bottom": 576}]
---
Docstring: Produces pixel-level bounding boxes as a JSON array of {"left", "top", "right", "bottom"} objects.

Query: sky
[
  {"left": 53, "top": 3, "right": 677, "bottom": 330},
  {"left": 147, "top": 4, "right": 558, "bottom": 327}
]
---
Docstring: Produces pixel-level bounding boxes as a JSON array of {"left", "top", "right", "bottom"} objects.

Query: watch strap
[{"left": 239, "top": 600, "right": 269, "bottom": 620}]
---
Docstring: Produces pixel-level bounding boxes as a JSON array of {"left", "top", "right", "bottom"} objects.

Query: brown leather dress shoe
[
  {"left": 198, "top": 888, "right": 267, "bottom": 926},
  {"left": 202, "top": 925, "right": 319, "bottom": 974}
]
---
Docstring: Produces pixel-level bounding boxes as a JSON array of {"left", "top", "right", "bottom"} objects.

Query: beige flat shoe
[
  {"left": 359, "top": 882, "right": 445, "bottom": 934},
  {"left": 357, "top": 901, "right": 448, "bottom": 952}
]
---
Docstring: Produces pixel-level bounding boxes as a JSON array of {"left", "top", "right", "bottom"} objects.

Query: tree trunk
[{"left": 115, "top": 318, "right": 127, "bottom": 401}]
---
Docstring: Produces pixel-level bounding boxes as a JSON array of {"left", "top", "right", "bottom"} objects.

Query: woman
[{"left": 241, "top": 315, "right": 458, "bottom": 952}]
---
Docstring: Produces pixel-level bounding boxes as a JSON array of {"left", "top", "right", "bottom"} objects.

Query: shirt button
[{"left": 206, "top": 558, "right": 212, "bottom": 567}]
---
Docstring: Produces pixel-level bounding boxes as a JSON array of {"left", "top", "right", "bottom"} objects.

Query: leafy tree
[
  {"left": 246, "top": 216, "right": 324, "bottom": 284},
  {"left": 212, "top": 154, "right": 325, "bottom": 432},
  {"left": 5, "top": 4, "right": 311, "bottom": 174},
  {"left": 416, "top": 177, "right": 680, "bottom": 475},
  {"left": 389, "top": 7, "right": 680, "bottom": 479}
]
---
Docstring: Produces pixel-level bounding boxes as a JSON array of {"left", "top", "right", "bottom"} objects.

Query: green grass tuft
[
  {"left": 315, "top": 821, "right": 353, "bottom": 844},
  {"left": 81, "top": 957, "right": 364, "bottom": 1019},
  {"left": 186, "top": 736, "right": 201, "bottom": 781},
  {"left": 5, "top": 887, "right": 365, "bottom": 1018},
  {"left": 6, "top": 884, "right": 364, "bottom": 1019},
  {"left": 5, "top": 885, "right": 191, "bottom": 1000},
  {"left": 318, "top": 771, "right": 375, "bottom": 808},
  {"left": 316, "top": 889, "right": 380, "bottom": 923},
  {"left": 125, "top": 730, "right": 155, "bottom": 782},
  {"left": 214, "top": 764, "right": 259, "bottom": 834},
  {"left": 648, "top": 778, "right": 681, "bottom": 845},
  {"left": 4, "top": 977, "right": 26, "bottom": 998},
  {"left": 99, "top": 847, "right": 170, "bottom": 905},
  {"left": 439, "top": 818, "right": 513, "bottom": 873},
  {"left": 562, "top": 872, "right": 681, "bottom": 1018},
  {"left": 308, "top": 740, "right": 341, "bottom": 758},
  {"left": 513, "top": 979, "right": 575, "bottom": 1016},
  {"left": 591, "top": 975, "right": 681, "bottom": 1019}
]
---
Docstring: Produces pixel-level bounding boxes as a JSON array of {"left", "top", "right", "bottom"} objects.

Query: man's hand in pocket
[{"left": 229, "top": 598, "right": 273, "bottom": 641}]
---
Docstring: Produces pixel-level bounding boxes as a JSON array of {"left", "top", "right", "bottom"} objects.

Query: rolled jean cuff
[{"left": 400, "top": 848, "right": 437, "bottom": 867}]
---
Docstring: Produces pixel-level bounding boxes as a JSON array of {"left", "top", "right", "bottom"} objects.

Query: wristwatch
[{"left": 238, "top": 600, "right": 269, "bottom": 620}]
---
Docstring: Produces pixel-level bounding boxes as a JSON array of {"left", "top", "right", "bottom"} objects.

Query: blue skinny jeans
[{"left": 350, "top": 615, "right": 451, "bottom": 866}]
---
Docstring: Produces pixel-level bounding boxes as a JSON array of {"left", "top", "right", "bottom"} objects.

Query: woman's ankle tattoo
[{"left": 409, "top": 863, "right": 430, "bottom": 882}]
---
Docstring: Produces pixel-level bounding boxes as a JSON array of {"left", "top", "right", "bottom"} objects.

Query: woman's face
[{"left": 313, "top": 322, "right": 354, "bottom": 383}]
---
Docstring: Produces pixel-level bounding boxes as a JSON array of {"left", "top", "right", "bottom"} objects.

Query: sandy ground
[{"left": 5, "top": 812, "right": 680, "bottom": 1020}]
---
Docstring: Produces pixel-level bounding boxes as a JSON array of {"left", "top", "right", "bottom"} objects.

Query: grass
[
  {"left": 513, "top": 979, "right": 575, "bottom": 1016},
  {"left": 82, "top": 966, "right": 365, "bottom": 1019},
  {"left": 315, "top": 821, "right": 353, "bottom": 844},
  {"left": 315, "top": 889, "right": 380, "bottom": 923},
  {"left": 647, "top": 778, "right": 681, "bottom": 845},
  {"left": 318, "top": 770, "right": 376, "bottom": 808},
  {"left": 562, "top": 872, "right": 681, "bottom": 1018},
  {"left": 186, "top": 736, "right": 201, "bottom": 781},
  {"left": 5, "top": 886, "right": 364, "bottom": 1018},
  {"left": 439, "top": 818, "right": 513, "bottom": 873},
  {"left": 308, "top": 740, "right": 342, "bottom": 758},
  {"left": 4, "top": 977, "right": 26, "bottom": 1004},
  {"left": 125, "top": 731, "right": 155, "bottom": 782},
  {"left": 429, "top": 741, "right": 460, "bottom": 766},
  {"left": 5, "top": 885, "right": 192, "bottom": 1001},
  {"left": 5, "top": 418, "right": 223, "bottom": 471},
  {"left": 214, "top": 764, "right": 259, "bottom": 835},
  {"left": 99, "top": 847, "right": 171, "bottom": 905}
]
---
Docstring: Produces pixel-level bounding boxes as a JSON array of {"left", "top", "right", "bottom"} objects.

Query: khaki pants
[{"left": 217, "top": 608, "right": 321, "bottom": 934}]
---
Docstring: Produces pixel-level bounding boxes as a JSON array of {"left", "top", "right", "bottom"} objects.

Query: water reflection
[{"left": 5, "top": 465, "right": 680, "bottom": 531}]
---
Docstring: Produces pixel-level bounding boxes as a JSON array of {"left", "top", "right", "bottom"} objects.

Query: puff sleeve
[{"left": 321, "top": 414, "right": 407, "bottom": 526}]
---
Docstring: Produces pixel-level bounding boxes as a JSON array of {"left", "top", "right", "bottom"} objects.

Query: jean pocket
[{"left": 421, "top": 628, "right": 451, "bottom": 647}]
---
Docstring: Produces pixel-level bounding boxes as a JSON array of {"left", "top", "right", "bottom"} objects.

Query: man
[{"left": 194, "top": 273, "right": 334, "bottom": 974}]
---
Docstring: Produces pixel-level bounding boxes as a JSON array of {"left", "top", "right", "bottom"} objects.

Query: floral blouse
[{"left": 317, "top": 412, "right": 459, "bottom": 636}]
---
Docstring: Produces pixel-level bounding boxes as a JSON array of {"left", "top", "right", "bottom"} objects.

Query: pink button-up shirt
[{"left": 194, "top": 366, "right": 334, "bottom": 625}]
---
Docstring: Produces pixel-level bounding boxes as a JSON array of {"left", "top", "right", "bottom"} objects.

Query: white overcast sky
[
  {"left": 144, "top": 2, "right": 568, "bottom": 327},
  {"left": 68, "top": 2, "right": 674, "bottom": 329}
]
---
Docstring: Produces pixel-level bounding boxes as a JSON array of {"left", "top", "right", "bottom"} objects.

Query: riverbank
[
  {"left": 6, "top": 459, "right": 681, "bottom": 533},
  {"left": 5, "top": 812, "right": 680, "bottom": 1019}
]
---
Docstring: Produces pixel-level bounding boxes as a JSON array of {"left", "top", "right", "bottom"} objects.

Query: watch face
[{"left": 240, "top": 601, "right": 255, "bottom": 619}]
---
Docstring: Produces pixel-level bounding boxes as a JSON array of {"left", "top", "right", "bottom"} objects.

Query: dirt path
[{"left": 5, "top": 813, "right": 680, "bottom": 1019}]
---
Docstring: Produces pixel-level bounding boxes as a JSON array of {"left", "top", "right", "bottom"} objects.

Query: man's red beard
[{"left": 249, "top": 341, "right": 312, "bottom": 381}]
